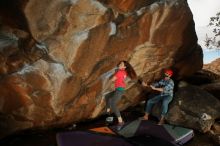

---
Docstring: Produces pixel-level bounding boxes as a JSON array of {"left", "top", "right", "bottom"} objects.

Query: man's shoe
[
  {"left": 139, "top": 116, "right": 148, "bottom": 120},
  {"left": 157, "top": 118, "right": 165, "bottom": 125}
]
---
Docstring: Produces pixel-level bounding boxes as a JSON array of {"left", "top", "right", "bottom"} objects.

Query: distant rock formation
[
  {"left": 0, "top": 0, "right": 202, "bottom": 138},
  {"left": 203, "top": 58, "right": 220, "bottom": 75}
]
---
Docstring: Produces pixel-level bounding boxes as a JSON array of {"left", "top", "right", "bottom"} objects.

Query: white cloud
[
  {"left": 188, "top": 0, "right": 220, "bottom": 63},
  {"left": 188, "top": 0, "right": 220, "bottom": 27}
]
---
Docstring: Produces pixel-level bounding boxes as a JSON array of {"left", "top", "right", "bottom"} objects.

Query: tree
[{"left": 205, "top": 12, "right": 220, "bottom": 49}]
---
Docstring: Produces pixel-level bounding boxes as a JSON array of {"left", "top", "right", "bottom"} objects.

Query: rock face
[{"left": 0, "top": 0, "right": 202, "bottom": 137}]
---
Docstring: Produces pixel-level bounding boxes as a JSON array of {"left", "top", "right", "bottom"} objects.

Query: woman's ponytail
[{"left": 118, "top": 61, "right": 137, "bottom": 80}]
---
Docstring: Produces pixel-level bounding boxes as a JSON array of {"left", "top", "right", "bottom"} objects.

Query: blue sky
[
  {"left": 203, "top": 50, "right": 220, "bottom": 64},
  {"left": 188, "top": 0, "right": 220, "bottom": 64}
]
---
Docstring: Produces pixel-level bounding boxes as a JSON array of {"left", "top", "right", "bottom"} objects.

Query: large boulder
[
  {"left": 184, "top": 70, "right": 220, "bottom": 85},
  {"left": 0, "top": 0, "right": 203, "bottom": 138},
  {"left": 201, "top": 82, "right": 220, "bottom": 100},
  {"left": 166, "top": 85, "right": 220, "bottom": 133},
  {"left": 209, "top": 122, "right": 220, "bottom": 145}
]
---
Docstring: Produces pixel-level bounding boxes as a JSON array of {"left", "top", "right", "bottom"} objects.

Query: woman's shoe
[
  {"left": 106, "top": 116, "right": 114, "bottom": 123},
  {"left": 116, "top": 121, "right": 125, "bottom": 131},
  {"left": 139, "top": 115, "right": 148, "bottom": 120}
]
